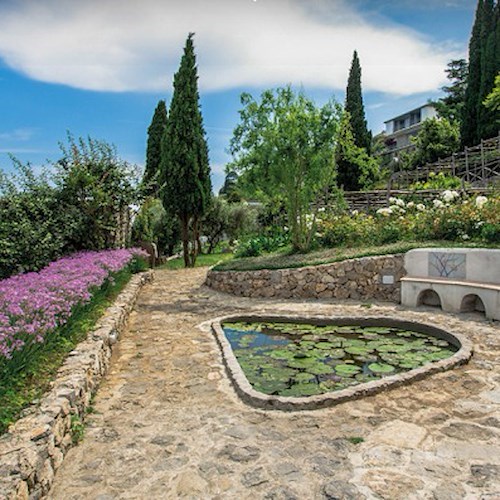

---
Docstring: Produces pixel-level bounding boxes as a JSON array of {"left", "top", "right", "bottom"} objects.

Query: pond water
[{"left": 222, "top": 321, "right": 458, "bottom": 397}]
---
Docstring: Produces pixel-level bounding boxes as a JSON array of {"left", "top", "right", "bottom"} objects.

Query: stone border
[
  {"left": 211, "top": 314, "right": 473, "bottom": 411},
  {"left": 0, "top": 270, "right": 154, "bottom": 500},
  {"left": 205, "top": 254, "right": 405, "bottom": 302}
]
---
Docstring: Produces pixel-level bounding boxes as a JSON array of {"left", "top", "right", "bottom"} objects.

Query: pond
[{"left": 222, "top": 321, "right": 459, "bottom": 398}]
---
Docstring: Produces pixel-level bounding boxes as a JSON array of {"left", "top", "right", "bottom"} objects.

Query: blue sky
[{"left": 0, "top": 0, "right": 476, "bottom": 192}]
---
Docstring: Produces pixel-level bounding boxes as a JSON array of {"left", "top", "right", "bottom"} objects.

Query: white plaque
[{"left": 382, "top": 275, "right": 394, "bottom": 285}]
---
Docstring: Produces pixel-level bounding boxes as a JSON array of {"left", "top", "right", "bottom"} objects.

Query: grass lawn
[
  {"left": 213, "top": 240, "right": 499, "bottom": 272},
  {"left": 160, "top": 252, "right": 234, "bottom": 270},
  {"left": 0, "top": 268, "right": 134, "bottom": 434}
]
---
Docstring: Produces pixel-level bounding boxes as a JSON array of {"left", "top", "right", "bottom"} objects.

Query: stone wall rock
[
  {"left": 0, "top": 271, "right": 153, "bottom": 500},
  {"left": 205, "top": 254, "right": 405, "bottom": 303}
]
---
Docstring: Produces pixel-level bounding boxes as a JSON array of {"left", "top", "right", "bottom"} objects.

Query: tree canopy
[
  {"left": 345, "top": 50, "right": 371, "bottom": 153},
  {"left": 461, "top": 0, "right": 500, "bottom": 146},
  {"left": 143, "top": 100, "right": 168, "bottom": 196},
  {"left": 433, "top": 59, "right": 468, "bottom": 124},
  {"left": 160, "top": 33, "right": 212, "bottom": 267},
  {"left": 229, "top": 86, "right": 341, "bottom": 252}
]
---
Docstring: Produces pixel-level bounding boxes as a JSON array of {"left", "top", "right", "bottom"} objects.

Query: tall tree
[
  {"left": 160, "top": 33, "right": 212, "bottom": 267},
  {"left": 345, "top": 50, "right": 371, "bottom": 153},
  {"left": 143, "top": 100, "right": 167, "bottom": 195},
  {"left": 335, "top": 111, "right": 379, "bottom": 192},
  {"left": 433, "top": 59, "right": 468, "bottom": 124},
  {"left": 461, "top": 0, "right": 499, "bottom": 146},
  {"left": 229, "top": 86, "right": 341, "bottom": 252}
]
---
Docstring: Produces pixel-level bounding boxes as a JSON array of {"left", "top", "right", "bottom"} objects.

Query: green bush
[{"left": 235, "top": 234, "right": 289, "bottom": 258}]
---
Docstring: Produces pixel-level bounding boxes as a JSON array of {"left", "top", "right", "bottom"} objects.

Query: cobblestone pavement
[{"left": 49, "top": 268, "right": 500, "bottom": 499}]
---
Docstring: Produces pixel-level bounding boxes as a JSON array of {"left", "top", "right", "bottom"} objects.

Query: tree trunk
[{"left": 180, "top": 215, "right": 191, "bottom": 267}]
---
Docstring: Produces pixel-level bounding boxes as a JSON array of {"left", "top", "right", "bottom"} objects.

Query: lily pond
[{"left": 222, "top": 321, "right": 458, "bottom": 398}]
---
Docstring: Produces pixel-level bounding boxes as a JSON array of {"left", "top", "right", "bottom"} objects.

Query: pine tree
[
  {"left": 461, "top": 0, "right": 499, "bottom": 146},
  {"left": 345, "top": 50, "right": 371, "bottom": 153},
  {"left": 160, "top": 33, "right": 212, "bottom": 267},
  {"left": 433, "top": 59, "right": 468, "bottom": 124},
  {"left": 143, "top": 100, "right": 167, "bottom": 195}
]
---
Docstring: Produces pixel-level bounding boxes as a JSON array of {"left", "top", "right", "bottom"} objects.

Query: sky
[{"left": 0, "top": 0, "right": 476, "bottom": 192}]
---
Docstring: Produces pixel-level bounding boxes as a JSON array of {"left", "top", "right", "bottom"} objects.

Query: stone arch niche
[
  {"left": 460, "top": 294, "right": 486, "bottom": 314},
  {"left": 417, "top": 289, "right": 442, "bottom": 308}
]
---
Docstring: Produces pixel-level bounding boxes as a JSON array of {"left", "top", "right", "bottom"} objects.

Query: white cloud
[
  {"left": 0, "top": 128, "right": 37, "bottom": 142},
  {"left": 0, "top": 0, "right": 458, "bottom": 95}
]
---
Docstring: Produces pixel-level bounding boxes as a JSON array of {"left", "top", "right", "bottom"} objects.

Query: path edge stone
[{"left": 0, "top": 270, "right": 154, "bottom": 500}]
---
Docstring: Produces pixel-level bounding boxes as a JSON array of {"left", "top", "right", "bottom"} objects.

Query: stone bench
[{"left": 401, "top": 248, "right": 500, "bottom": 321}]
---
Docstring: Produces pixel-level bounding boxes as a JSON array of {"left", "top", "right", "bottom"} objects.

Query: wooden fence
[
  {"left": 343, "top": 188, "right": 494, "bottom": 213},
  {"left": 389, "top": 134, "right": 500, "bottom": 189}
]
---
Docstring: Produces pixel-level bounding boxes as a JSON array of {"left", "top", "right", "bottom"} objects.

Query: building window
[
  {"left": 394, "top": 118, "right": 406, "bottom": 131},
  {"left": 409, "top": 110, "right": 421, "bottom": 126}
]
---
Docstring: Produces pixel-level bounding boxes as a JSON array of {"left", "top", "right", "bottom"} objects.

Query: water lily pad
[
  {"left": 345, "top": 346, "right": 373, "bottom": 356},
  {"left": 278, "top": 383, "right": 323, "bottom": 397},
  {"left": 308, "top": 363, "right": 336, "bottom": 375},
  {"left": 316, "top": 341, "right": 338, "bottom": 350},
  {"left": 335, "top": 364, "right": 362, "bottom": 376},
  {"left": 253, "top": 380, "right": 289, "bottom": 394},
  {"left": 294, "top": 372, "right": 316, "bottom": 383},
  {"left": 269, "top": 349, "right": 295, "bottom": 360},
  {"left": 368, "top": 363, "right": 396, "bottom": 374},
  {"left": 325, "top": 348, "right": 346, "bottom": 359}
]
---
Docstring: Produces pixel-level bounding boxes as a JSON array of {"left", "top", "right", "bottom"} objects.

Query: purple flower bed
[{"left": 0, "top": 248, "right": 147, "bottom": 361}]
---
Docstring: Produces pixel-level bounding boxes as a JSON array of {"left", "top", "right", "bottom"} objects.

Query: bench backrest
[{"left": 404, "top": 248, "right": 500, "bottom": 284}]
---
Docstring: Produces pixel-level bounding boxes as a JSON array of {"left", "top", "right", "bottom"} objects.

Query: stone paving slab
[{"left": 49, "top": 267, "right": 500, "bottom": 499}]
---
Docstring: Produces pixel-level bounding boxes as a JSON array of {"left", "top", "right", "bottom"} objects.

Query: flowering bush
[
  {"left": 0, "top": 248, "right": 147, "bottom": 365},
  {"left": 317, "top": 191, "right": 499, "bottom": 248}
]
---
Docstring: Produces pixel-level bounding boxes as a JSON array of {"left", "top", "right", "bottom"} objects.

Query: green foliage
[
  {"left": 234, "top": 234, "right": 289, "bottom": 258},
  {"left": 461, "top": 0, "right": 499, "bottom": 146},
  {"left": 131, "top": 197, "right": 180, "bottom": 255},
  {"left": 402, "top": 118, "right": 460, "bottom": 170},
  {"left": 345, "top": 50, "right": 371, "bottom": 152},
  {"left": 335, "top": 111, "right": 380, "bottom": 191},
  {"left": 70, "top": 414, "right": 85, "bottom": 444},
  {"left": 160, "top": 33, "right": 212, "bottom": 267},
  {"left": 409, "top": 172, "right": 464, "bottom": 190},
  {"left": 483, "top": 72, "right": 500, "bottom": 113},
  {"left": 0, "top": 135, "right": 138, "bottom": 280},
  {"left": 219, "top": 171, "right": 241, "bottom": 202},
  {"left": 143, "top": 100, "right": 168, "bottom": 195},
  {"left": 433, "top": 59, "right": 468, "bottom": 124},
  {"left": 56, "top": 134, "right": 138, "bottom": 250},
  {"left": 226, "top": 202, "right": 259, "bottom": 243},
  {"left": 0, "top": 163, "right": 75, "bottom": 279},
  {"left": 202, "top": 196, "right": 230, "bottom": 253},
  {"left": 160, "top": 252, "right": 234, "bottom": 270},
  {"left": 229, "top": 86, "right": 341, "bottom": 252}
]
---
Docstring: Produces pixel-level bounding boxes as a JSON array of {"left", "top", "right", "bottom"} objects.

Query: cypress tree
[
  {"left": 345, "top": 50, "right": 371, "bottom": 153},
  {"left": 160, "top": 33, "right": 212, "bottom": 267},
  {"left": 461, "top": 0, "right": 499, "bottom": 146},
  {"left": 143, "top": 100, "right": 167, "bottom": 195},
  {"left": 477, "top": 0, "right": 499, "bottom": 140}
]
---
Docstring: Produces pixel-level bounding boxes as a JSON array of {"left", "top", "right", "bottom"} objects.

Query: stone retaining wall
[
  {"left": 0, "top": 270, "right": 153, "bottom": 500},
  {"left": 205, "top": 254, "right": 406, "bottom": 303}
]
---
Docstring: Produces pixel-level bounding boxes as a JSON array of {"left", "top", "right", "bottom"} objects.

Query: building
[{"left": 383, "top": 103, "right": 437, "bottom": 158}]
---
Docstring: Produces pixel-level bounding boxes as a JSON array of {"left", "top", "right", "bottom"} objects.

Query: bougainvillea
[{"left": 0, "top": 248, "right": 147, "bottom": 361}]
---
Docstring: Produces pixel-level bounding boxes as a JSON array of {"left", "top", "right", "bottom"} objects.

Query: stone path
[{"left": 49, "top": 268, "right": 500, "bottom": 499}]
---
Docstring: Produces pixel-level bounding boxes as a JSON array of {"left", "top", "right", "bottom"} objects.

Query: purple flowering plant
[{"left": 0, "top": 248, "right": 147, "bottom": 370}]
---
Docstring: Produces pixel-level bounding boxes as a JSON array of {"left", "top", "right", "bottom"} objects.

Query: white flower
[
  {"left": 395, "top": 198, "right": 406, "bottom": 207},
  {"left": 351, "top": 210, "right": 359, "bottom": 216},
  {"left": 416, "top": 203, "right": 426, "bottom": 211},
  {"left": 433, "top": 199, "right": 444, "bottom": 209},
  {"left": 283, "top": 226, "right": 289, "bottom": 232},
  {"left": 318, "top": 207, "right": 325, "bottom": 213},
  {"left": 376, "top": 208, "right": 392, "bottom": 216},
  {"left": 442, "top": 190, "right": 459, "bottom": 203},
  {"left": 462, "top": 234, "right": 470, "bottom": 240},
  {"left": 475, "top": 195, "right": 488, "bottom": 209},
  {"left": 407, "top": 202, "right": 415, "bottom": 209},
  {"left": 389, "top": 197, "right": 398, "bottom": 204},
  {"left": 475, "top": 221, "right": 485, "bottom": 228}
]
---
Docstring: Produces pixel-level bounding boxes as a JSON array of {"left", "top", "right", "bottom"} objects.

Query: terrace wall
[
  {"left": 0, "top": 271, "right": 153, "bottom": 500},
  {"left": 205, "top": 254, "right": 405, "bottom": 303}
]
